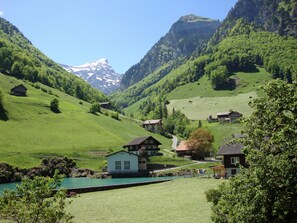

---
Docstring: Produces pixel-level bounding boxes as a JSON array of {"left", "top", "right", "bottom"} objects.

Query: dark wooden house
[
  {"left": 100, "top": 102, "right": 112, "bottom": 110},
  {"left": 216, "top": 141, "right": 246, "bottom": 178},
  {"left": 11, "top": 84, "right": 27, "bottom": 96},
  {"left": 123, "top": 136, "right": 161, "bottom": 156},
  {"left": 217, "top": 111, "right": 243, "bottom": 123}
]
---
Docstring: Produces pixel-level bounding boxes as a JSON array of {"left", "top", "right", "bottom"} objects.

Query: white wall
[{"left": 107, "top": 152, "right": 139, "bottom": 173}]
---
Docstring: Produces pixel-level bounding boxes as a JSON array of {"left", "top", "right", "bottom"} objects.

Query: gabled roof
[
  {"left": 11, "top": 84, "right": 27, "bottom": 91},
  {"left": 176, "top": 141, "right": 192, "bottom": 152},
  {"left": 123, "top": 136, "right": 161, "bottom": 147},
  {"left": 105, "top": 150, "right": 139, "bottom": 157},
  {"left": 142, "top": 119, "right": 162, "bottom": 125},
  {"left": 217, "top": 142, "right": 244, "bottom": 155}
]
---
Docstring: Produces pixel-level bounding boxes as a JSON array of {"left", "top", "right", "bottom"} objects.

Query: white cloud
[{"left": 0, "top": 11, "right": 4, "bottom": 16}]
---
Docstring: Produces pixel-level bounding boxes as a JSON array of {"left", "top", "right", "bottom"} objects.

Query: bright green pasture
[
  {"left": 166, "top": 68, "right": 272, "bottom": 121},
  {"left": 0, "top": 74, "right": 172, "bottom": 170},
  {"left": 167, "top": 91, "right": 256, "bottom": 120},
  {"left": 167, "top": 67, "right": 272, "bottom": 100},
  {"left": 68, "top": 178, "right": 221, "bottom": 223}
]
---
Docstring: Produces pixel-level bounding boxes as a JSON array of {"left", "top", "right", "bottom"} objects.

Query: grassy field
[
  {"left": 166, "top": 68, "right": 272, "bottom": 121},
  {"left": 167, "top": 67, "right": 272, "bottom": 100},
  {"left": 0, "top": 74, "right": 173, "bottom": 170},
  {"left": 68, "top": 178, "right": 222, "bottom": 223}
]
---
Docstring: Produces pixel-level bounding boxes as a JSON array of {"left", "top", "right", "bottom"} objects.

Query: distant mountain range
[{"left": 61, "top": 59, "right": 122, "bottom": 94}]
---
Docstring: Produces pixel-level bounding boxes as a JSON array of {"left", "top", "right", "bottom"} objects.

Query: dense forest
[{"left": 0, "top": 18, "right": 107, "bottom": 103}]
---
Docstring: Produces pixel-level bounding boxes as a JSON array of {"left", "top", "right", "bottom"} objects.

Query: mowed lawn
[{"left": 68, "top": 178, "right": 222, "bottom": 223}]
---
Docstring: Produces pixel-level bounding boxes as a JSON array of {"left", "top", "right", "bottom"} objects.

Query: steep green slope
[
  {"left": 0, "top": 17, "right": 106, "bottom": 103},
  {"left": 0, "top": 74, "right": 172, "bottom": 170}
]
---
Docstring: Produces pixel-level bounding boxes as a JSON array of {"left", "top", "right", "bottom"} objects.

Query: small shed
[
  {"left": 11, "top": 84, "right": 27, "bottom": 96},
  {"left": 100, "top": 102, "right": 112, "bottom": 110}
]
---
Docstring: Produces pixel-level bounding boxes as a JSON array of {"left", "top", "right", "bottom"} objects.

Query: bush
[
  {"left": 89, "top": 102, "right": 101, "bottom": 114},
  {"left": 50, "top": 98, "right": 60, "bottom": 113}
]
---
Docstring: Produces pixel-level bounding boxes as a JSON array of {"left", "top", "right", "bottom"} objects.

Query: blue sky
[{"left": 0, "top": 0, "right": 238, "bottom": 73}]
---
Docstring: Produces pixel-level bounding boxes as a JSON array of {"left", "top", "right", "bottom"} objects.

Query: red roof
[{"left": 176, "top": 141, "right": 192, "bottom": 151}]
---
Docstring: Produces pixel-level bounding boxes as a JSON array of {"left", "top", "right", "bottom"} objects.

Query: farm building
[
  {"left": 217, "top": 111, "right": 243, "bottom": 123},
  {"left": 142, "top": 119, "right": 162, "bottom": 133},
  {"left": 123, "top": 136, "right": 161, "bottom": 156},
  {"left": 175, "top": 141, "right": 194, "bottom": 157},
  {"left": 10, "top": 84, "right": 27, "bottom": 96},
  {"left": 208, "top": 111, "right": 243, "bottom": 123},
  {"left": 100, "top": 101, "right": 112, "bottom": 110}
]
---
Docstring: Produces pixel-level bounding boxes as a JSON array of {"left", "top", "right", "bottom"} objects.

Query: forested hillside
[{"left": 0, "top": 18, "right": 107, "bottom": 103}]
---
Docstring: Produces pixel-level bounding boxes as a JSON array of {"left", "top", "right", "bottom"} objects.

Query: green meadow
[
  {"left": 167, "top": 68, "right": 272, "bottom": 120},
  {"left": 68, "top": 178, "right": 222, "bottom": 223},
  {"left": 0, "top": 74, "right": 173, "bottom": 170}
]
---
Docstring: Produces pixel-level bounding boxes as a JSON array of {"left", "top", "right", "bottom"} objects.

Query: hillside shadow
[{"left": 0, "top": 105, "right": 9, "bottom": 121}]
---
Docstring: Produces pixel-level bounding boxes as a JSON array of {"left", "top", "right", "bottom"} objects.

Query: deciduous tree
[
  {"left": 0, "top": 172, "right": 73, "bottom": 222},
  {"left": 206, "top": 80, "right": 297, "bottom": 223},
  {"left": 186, "top": 128, "right": 214, "bottom": 159}
]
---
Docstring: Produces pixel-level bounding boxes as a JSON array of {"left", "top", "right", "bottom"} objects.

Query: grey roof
[
  {"left": 11, "top": 84, "right": 27, "bottom": 91},
  {"left": 217, "top": 142, "right": 244, "bottom": 155},
  {"left": 142, "top": 119, "right": 162, "bottom": 125},
  {"left": 123, "top": 136, "right": 161, "bottom": 147}
]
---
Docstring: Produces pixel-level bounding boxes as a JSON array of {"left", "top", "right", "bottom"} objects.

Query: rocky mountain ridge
[
  {"left": 61, "top": 59, "right": 122, "bottom": 94},
  {"left": 120, "top": 14, "right": 220, "bottom": 89}
]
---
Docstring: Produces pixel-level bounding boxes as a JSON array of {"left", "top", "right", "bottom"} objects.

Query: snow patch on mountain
[{"left": 61, "top": 58, "right": 122, "bottom": 94}]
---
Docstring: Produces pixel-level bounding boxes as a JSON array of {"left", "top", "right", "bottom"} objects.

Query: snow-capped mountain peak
[{"left": 61, "top": 58, "right": 122, "bottom": 94}]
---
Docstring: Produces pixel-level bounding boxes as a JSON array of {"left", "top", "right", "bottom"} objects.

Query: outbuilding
[{"left": 11, "top": 84, "right": 27, "bottom": 96}]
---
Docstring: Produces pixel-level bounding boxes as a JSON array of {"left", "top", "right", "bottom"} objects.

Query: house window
[
  {"left": 231, "top": 157, "right": 240, "bottom": 165},
  {"left": 231, "top": 169, "right": 237, "bottom": 176},
  {"left": 115, "top": 161, "right": 121, "bottom": 170},
  {"left": 124, "top": 161, "right": 130, "bottom": 170}
]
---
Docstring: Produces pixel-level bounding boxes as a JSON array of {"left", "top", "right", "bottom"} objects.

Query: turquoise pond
[{"left": 0, "top": 177, "right": 177, "bottom": 194}]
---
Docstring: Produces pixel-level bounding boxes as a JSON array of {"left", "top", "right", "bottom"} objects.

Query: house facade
[
  {"left": 142, "top": 119, "right": 162, "bottom": 133},
  {"left": 123, "top": 136, "right": 161, "bottom": 156},
  {"left": 11, "top": 84, "right": 27, "bottom": 96},
  {"left": 216, "top": 138, "right": 246, "bottom": 178},
  {"left": 106, "top": 151, "right": 140, "bottom": 174}
]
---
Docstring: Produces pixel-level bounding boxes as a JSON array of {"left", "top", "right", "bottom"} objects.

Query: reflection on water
[{"left": 0, "top": 176, "right": 176, "bottom": 194}]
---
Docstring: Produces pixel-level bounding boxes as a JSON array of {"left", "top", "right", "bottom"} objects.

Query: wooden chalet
[
  {"left": 11, "top": 84, "right": 27, "bottom": 96},
  {"left": 214, "top": 138, "right": 246, "bottom": 178},
  {"left": 217, "top": 111, "right": 243, "bottom": 123},
  {"left": 142, "top": 119, "right": 162, "bottom": 133},
  {"left": 123, "top": 136, "right": 161, "bottom": 156}
]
